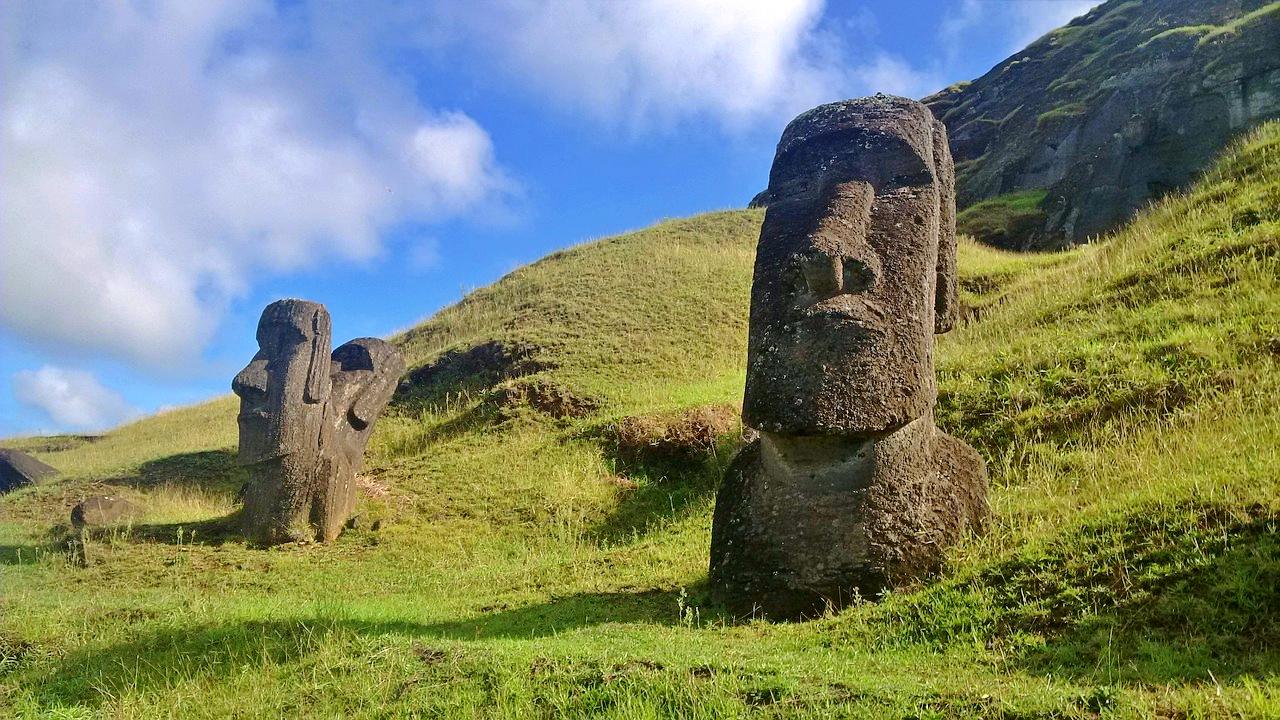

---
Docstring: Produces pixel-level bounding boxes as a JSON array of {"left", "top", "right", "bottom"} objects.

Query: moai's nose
[
  {"left": 799, "top": 250, "right": 878, "bottom": 300},
  {"left": 232, "top": 354, "right": 269, "bottom": 399},
  {"left": 795, "top": 178, "right": 878, "bottom": 301}
]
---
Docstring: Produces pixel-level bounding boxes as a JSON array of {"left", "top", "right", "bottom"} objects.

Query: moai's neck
[{"left": 759, "top": 412, "right": 936, "bottom": 490}]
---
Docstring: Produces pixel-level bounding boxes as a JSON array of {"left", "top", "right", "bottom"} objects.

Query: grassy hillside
[
  {"left": 2, "top": 122, "right": 1277, "bottom": 718},
  {"left": 956, "top": 189, "right": 1048, "bottom": 248}
]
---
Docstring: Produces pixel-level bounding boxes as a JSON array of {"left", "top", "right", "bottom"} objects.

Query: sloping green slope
[{"left": 1, "top": 123, "right": 1277, "bottom": 718}]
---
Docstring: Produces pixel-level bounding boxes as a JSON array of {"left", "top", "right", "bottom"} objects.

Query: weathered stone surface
[
  {"left": 71, "top": 495, "right": 142, "bottom": 528},
  {"left": 711, "top": 96, "right": 988, "bottom": 620},
  {"left": 233, "top": 299, "right": 405, "bottom": 545},
  {"left": 0, "top": 448, "right": 58, "bottom": 494},
  {"left": 742, "top": 95, "right": 957, "bottom": 436},
  {"left": 923, "top": 0, "right": 1280, "bottom": 249}
]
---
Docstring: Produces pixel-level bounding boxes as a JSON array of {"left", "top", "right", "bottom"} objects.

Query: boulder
[
  {"left": 0, "top": 448, "right": 58, "bottom": 494},
  {"left": 71, "top": 496, "right": 143, "bottom": 528}
]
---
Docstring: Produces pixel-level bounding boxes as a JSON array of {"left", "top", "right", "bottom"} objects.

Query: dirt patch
[
  {"left": 609, "top": 404, "right": 743, "bottom": 468},
  {"left": 495, "top": 379, "right": 600, "bottom": 420},
  {"left": 355, "top": 475, "right": 390, "bottom": 499},
  {"left": 398, "top": 341, "right": 547, "bottom": 402}
]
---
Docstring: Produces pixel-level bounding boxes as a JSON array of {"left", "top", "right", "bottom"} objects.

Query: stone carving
[
  {"left": 232, "top": 299, "right": 404, "bottom": 545},
  {"left": 710, "top": 95, "right": 988, "bottom": 619},
  {"left": 0, "top": 448, "right": 58, "bottom": 495}
]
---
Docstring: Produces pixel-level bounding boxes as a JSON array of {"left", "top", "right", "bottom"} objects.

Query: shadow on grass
[
  {"left": 21, "top": 586, "right": 721, "bottom": 710},
  {"left": 0, "top": 542, "right": 64, "bottom": 565},
  {"left": 106, "top": 449, "right": 246, "bottom": 494},
  {"left": 1020, "top": 512, "right": 1280, "bottom": 684},
  {"left": 102, "top": 514, "right": 242, "bottom": 546},
  {"left": 416, "top": 585, "right": 721, "bottom": 640},
  {"left": 583, "top": 422, "right": 742, "bottom": 543}
]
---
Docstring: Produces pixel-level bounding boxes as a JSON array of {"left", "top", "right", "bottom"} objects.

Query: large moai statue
[
  {"left": 710, "top": 95, "right": 988, "bottom": 619},
  {"left": 232, "top": 299, "right": 404, "bottom": 545}
]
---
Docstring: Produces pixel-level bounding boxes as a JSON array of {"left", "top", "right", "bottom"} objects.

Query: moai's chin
[{"left": 709, "top": 418, "right": 988, "bottom": 620}]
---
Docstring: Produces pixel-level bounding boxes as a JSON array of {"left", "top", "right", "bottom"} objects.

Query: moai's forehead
[
  {"left": 770, "top": 96, "right": 936, "bottom": 182},
  {"left": 775, "top": 95, "right": 936, "bottom": 155},
  {"left": 256, "top": 299, "right": 327, "bottom": 345}
]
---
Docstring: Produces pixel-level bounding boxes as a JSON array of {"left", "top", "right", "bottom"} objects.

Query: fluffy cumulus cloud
[
  {"left": 13, "top": 367, "right": 139, "bottom": 431},
  {"left": 0, "top": 1, "right": 512, "bottom": 369},
  {"left": 435, "top": 0, "right": 849, "bottom": 131}
]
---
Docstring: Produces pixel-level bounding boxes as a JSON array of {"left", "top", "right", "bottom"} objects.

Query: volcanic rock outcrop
[
  {"left": 233, "top": 299, "right": 404, "bottom": 545},
  {"left": 710, "top": 95, "right": 988, "bottom": 620},
  {"left": 926, "top": 0, "right": 1280, "bottom": 249}
]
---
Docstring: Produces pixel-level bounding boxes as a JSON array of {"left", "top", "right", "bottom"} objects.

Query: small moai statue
[
  {"left": 232, "top": 299, "right": 404, "bottom": 545},
  {"left": 710, "top": 95, "right": 988, "bottom": 619}
]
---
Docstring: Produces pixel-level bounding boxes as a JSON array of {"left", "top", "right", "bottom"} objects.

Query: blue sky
[{"left": 0, "top": 0, "right": 1097, "bottom": 436}]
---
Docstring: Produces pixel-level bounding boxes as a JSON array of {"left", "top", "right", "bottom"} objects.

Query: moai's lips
[{"left": 800, "top": 294, "right": 886, "bottom": 329}]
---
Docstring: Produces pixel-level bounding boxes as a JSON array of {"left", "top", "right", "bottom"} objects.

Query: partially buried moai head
[
  {"left": 742, "top": 94, "right": 958, "bottom": 437},
  {"left": 327, "top": 337, "right": 405, "bottom": 465},
  {"left": 231, "top": 299, "right": 332, "bottom": 466}
]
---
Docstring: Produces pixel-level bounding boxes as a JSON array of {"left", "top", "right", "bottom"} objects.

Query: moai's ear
[
  {"left": 304, "top": 308, "right": 333, "bottom": 403},
  {"left": 933, "top": 117, "right": 959, "bottom": 334}
]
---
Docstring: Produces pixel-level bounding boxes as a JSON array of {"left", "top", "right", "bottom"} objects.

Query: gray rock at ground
[
  {"left": 711, "top": 95, "right": 988, "bottom": 620},
  {"left": 0, "top": 448, "right": 58, "bottom": 494},
  {"left": 233, "top": 299, "right": 404, "bottom": 545},
  {"left": 71, "top": 496, "right": 142, "bottom": 528}
]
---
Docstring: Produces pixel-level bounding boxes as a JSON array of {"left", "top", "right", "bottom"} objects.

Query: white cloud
[
  {"left": 407, "top": 238, "right": 443, "bottom": 274},
  {"left": 942, "top": 0, "right": 1100, "bottom": 62},
  {"left": 435, "top": 0, "right": 848, "bottom": 131},
  {"left": 0, "top": 1, "right": 513, "bottom": 369},
  {"left": 410, "top": 114, "right": 512, "bottom": 211},
  {"left": 852, "top": 54, "right": 947, "bottom": 100},
  {"left": 13, "top": 367, "right": 139, "bottom": 431}
]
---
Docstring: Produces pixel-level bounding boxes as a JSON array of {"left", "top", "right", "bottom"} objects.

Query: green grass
[
  {"left": 1137, "top": 24, "right": 1214, "bottom": 49},
  {"left": 956, "top": 189, "right": 1050, "bottom": 249},
  {"left": 1035, "top": 103, "right": 1088, "bottom": 130},
  {"left": 1197, "top": 1, "right": 1280, "bottom": 46},
  {"left": 2, "top": 122, "right": 1279, "bottom": 717}
]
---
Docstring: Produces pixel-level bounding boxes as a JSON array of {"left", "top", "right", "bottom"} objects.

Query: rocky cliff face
[{"left": 925, "top": 0, "right": 1279, "bottom": 249}]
